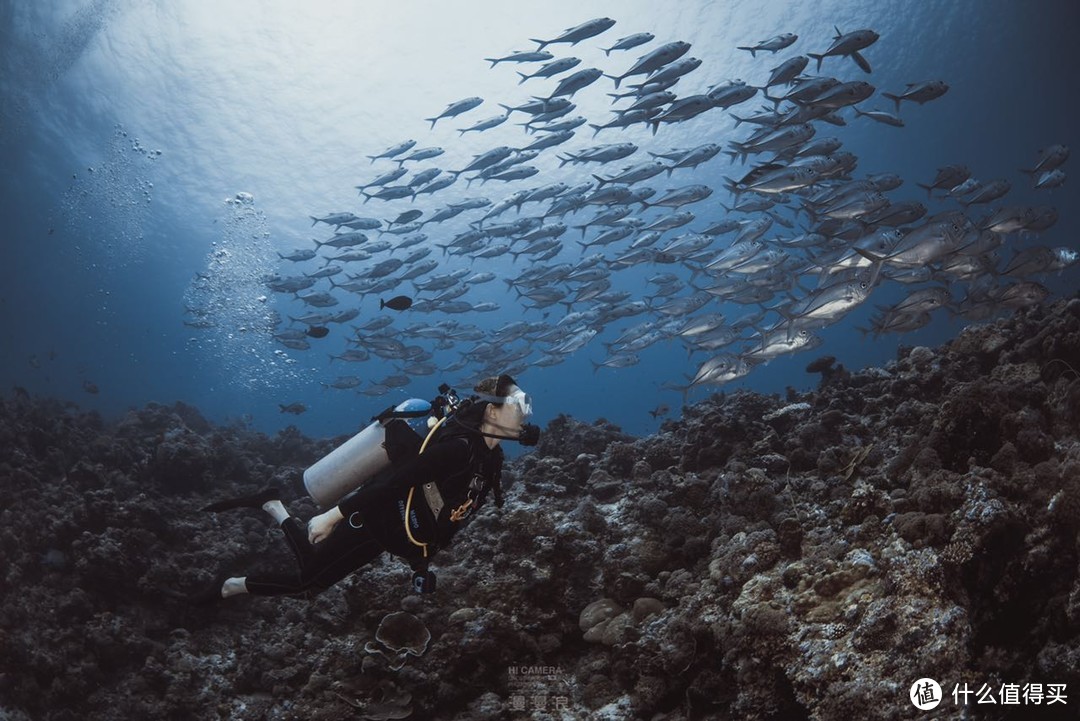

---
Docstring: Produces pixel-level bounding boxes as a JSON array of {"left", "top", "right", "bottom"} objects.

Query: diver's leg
[
  {"left": 262, "top": 499, "right": 289, "bottom": 524},
  {"left": 243, "top": 521, "right": 384, "bottom": 597}
]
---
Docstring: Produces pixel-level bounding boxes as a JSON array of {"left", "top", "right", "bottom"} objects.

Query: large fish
[
  {"left": 544, "top": 68, "right": 603, "bottom": 100},
  {"left": 741, "top": 326, "right": 821, "bottom": 362},
  {"left": 407, "top": 168, "right": 443, "bottom": 188},
  {"left": 530, "top": 17, "right": 616, "bottom": 51},
  {"left": 592, "top": 160, "right": 668, "bottom": 187},
  {"left": 808, "top": 27, "right": 880, "bottom": 73},
  {"left": 729, "top": 123, "right": 816, "bottom": 162},
  {"left": 706, "top": 80, "right": 758, "bottom": 109},
  {"left": 805, "top": 80, "right": 875, "bottom": 109},
  {"left": 516, "top": 57, "right": 582, "bottom": 85},
  {"left": 558, "top": 142, "right": 638, "bottom": 166},
  {"left": 395, "top": 147, "right": 444, "bottom": 166},
  {"left": 309, "top": 212, "right": 360, "bottom": 229},
  {"left": 450, "top": 146, "right": 515, "bottom": 177},
  {"left": 917, "top": 165, "right": 971, "bottom": 196},
  {"left": 882, "top": 80, "right": 949, "bottom": 112},
  {"left": 604, "top": 41, "right": 691, "bottom": 88},
  {"left": 960, "top": 179, "right": 1011, "bottom": 206},
  {"left": 648, "top": 95, "right": 715, "bottom": 133},
  {"left": 764, "top": 56, "right": 810, "bottom": 88},
  {"left": 355, "top": 167, "right": 407, "bottom": 191},
  {"left": 425, "top": 97, "right": 484, "bottom": 129},
  {"left": 366, "top": 139, "right": 415, "bottom": 164},
  {"left": 661, "top": 143, "right": 722, "bottom": 175},
  {"left": 644, "top": 184, "right": 713, "bottom": 209},
  {"left": 687, "top": 354, "right": 752, "bottom": 389},
  {"left": 641, "top": 57, "right": 702, "bottom": 88},
  {"left": 737, "top": 33, "right": 798, "bottom": 57},
  {"left": 457, "top": 113, "right": 510, "bottom": 136},
  {"left": 779, "top": 276, "right": 875, "bottom": 329},
  {"left": 855, "top": 218, "right": 971, "bottom": 268},
  {"left": 1021, "top": 144, "right": 1069, "bottom": 175},
  {"left": 499, "top": 97, "right": 573, "bottom": 116},
  {"left": 727, "top": 164, "right": 818, "bottom": 195},
  {"left": 601, "top": 32, "right": 654, "bottom": 56},
  {"left": 483, "top": 50, "right": 553, "bottom": 67}
]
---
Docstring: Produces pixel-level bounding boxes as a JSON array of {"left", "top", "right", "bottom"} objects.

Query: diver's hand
[{"left": 308, "top": 507, "right": 344, "bottom": 544}]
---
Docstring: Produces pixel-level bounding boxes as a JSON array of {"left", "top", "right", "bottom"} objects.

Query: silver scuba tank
[{"left": 303, "top": 398, "right": 431, "bottom": 508}]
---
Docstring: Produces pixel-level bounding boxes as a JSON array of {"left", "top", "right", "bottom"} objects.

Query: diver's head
[{"left": 472, "top": 374, "right": 538, "bottom": 448}]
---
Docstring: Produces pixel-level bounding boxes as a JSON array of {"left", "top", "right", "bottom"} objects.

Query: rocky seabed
[{"left": 2, "top": 298, "right": 1080, "bottom": 720}]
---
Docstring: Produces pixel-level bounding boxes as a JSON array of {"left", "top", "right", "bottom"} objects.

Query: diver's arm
[{"left": 308, "top": 506, "right": 344, "bottom": 544}]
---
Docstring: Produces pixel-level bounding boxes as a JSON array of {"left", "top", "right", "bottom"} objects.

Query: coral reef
[{"left": 2, "top": 298, "right": 1079, "bottom": 720}]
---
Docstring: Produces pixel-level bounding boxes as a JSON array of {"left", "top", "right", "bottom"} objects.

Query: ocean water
[{"left": 1, "top": 0, "right": 1077, "bottom": 442}]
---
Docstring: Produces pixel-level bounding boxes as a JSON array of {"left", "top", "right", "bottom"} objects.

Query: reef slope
[{"left": 2, "top": 298, "right": 1079, "bottom": 720}]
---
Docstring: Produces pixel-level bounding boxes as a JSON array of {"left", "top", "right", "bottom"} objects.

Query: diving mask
[{"left": 476, "top": 385, "right": 533, "bottom": 418}]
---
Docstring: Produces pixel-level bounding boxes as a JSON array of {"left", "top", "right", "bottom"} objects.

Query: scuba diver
[{"left": 193, "top": 375, "right": 539, "bottom": 603}]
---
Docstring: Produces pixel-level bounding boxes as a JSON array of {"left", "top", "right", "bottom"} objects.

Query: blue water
[{"left": 2, "top": 0, "right": 1077, "bottom": 442}]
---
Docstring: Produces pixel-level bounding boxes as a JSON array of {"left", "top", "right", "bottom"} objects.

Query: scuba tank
[{"left": 304, "top": 398, "right": 432, "bottom": 508}]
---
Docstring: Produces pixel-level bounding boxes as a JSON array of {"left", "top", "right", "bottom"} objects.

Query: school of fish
[{"left": 242, "top": 18, "right": 1074, "bottom": 401}]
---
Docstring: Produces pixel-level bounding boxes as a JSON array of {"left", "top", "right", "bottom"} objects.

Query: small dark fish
[
  {"left": 381, "top": 295, "right": 413, "bottom": 311},
  {"left": 649, "top": 403, "right": 670, "bottom": 419},
  {"left": 279, "top": 402, "right": 307, "bottom": 415},
  {"left": 306, "top": 326, "right": 330, "bottom": 338},
  {"left": 82, "top": 380, "right": 99, "bottom": 394}
]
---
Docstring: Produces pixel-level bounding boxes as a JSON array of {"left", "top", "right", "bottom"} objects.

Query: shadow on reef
[{"left": 1, "top": 297, "right": 1080, "bottom": 720}]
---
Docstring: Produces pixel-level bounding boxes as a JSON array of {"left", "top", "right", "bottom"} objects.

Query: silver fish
[
  {"left": 592, "top": 160, "right": 667, "bottom": 187},
  {"left": 557, "top": 142, "right": 638, "bottom": 166},
  {"left": 1034, "top": 169, "right": 1066, "bottom": 190},
  {"left": 361, "top": 185, "right": 413, "bottom": 204},
  {"left": 645, "top": 184, "right": 713, "bottom": 209},
  {"left": 591, "top": 353, "right": 640, "bottom": 372},
  {"left": 530, "top": 17, "right": 616, "bottom": 51},
  {"left": 366, "top": 139, "right": 416, "bottom": 164},
  {"left": 457, "top": 113, "right": 510, "bottom": 136},
  {"left": 687, "top": 354, "right": 752, "bottom": 388},
  {"left": 407, "top": 168, "right": 443, "bottom": 188},
  {"left": 706, "top": 82, "right": 758, "bottom": 109},
  {"left": 853, "top": 107, "right": 904, "bottom": 127},
  {"left": 917, "top": 165, "right": 971, "bottom": 196},
  {"left": 483, "top": 50, "right": 553, "bottom": 67},
  {"left": 278, "top": 249, "right": 317, "bottom": 262},
  {"left": 516, "top": 56, "right": 582, "bottom": 85},
  {"left": 605, "top": 41, "right": 691, "bottom": 88},
  {"left": 960, "top": 179, "right": 1011, "bottom": 206},
  {"left": 314, "top": 231, "right": 369, "bottom": 249},
  {"left": 1021, "top": 144, "right": 1069, "bottom": 175},
  {"left": 806, "top": 80, "right": 875, "bottom": 109},
  {"left": 296, "top": 292, "right": 339, "bottom": 308},
  {"left": 450, "top": 146, "right": 515, "bottom": 176},
  {"left": 737, "top": 32, "right": 798, "bottom": 57},
  {"left": 643, "top": 57, "right": 703, "bottom": 88},
  {"left": 882, "top": 80, "right": 949, "bottom": 111},
  {"left": 355, "top": 167, "right": 408, "bottom": 190},
  {"left": 601, "top": 32, "right": 654, "bottom": 56},
  {"left": 764, "top": 56, "right": 810, "bottom": 88},
  {"left": 395, "top": 147, "right": 444, "bottom": 166},
  {"left": 808, "top": 27, "right": 880, "bottom": 73},
  {"left": 544, "top": 67, "right": 603, "bottom": 100},
  {"left": 425, "top": 96, "right": 484, "bottom": 129}
]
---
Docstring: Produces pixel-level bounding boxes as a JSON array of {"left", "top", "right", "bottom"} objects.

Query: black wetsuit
[{"left": 244, "top": 429, "right": 503, "bottom": 596}]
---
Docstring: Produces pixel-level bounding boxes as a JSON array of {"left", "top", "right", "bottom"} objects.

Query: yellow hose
[{"left": 404, "top": 416, "right": 449, "bottom": 557}]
